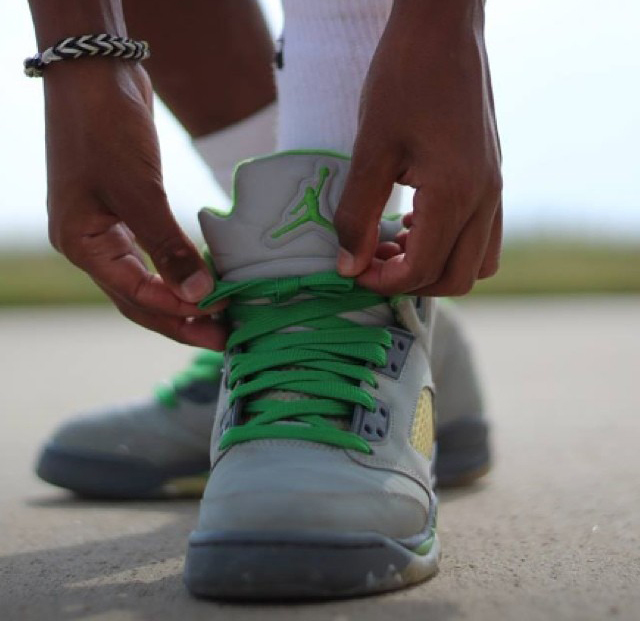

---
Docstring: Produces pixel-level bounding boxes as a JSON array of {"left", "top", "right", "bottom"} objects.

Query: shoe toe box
[{"left": 197, "top": 441, "right": 430, "bottom": 540}]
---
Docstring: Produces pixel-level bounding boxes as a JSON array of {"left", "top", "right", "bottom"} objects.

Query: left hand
[{"left": 335, "top": 0, "right": 502, "bottom": 296}]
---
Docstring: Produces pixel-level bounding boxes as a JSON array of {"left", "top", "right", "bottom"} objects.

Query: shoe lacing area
[
  {"left": 199, "top": 271, "right": 393, "bottom": 454},
  {"left": 155, "top": 350, "right": 224, "bottom": 407}
]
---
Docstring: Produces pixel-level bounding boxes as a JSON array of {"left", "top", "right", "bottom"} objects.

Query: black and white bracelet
[{"left": 24, "top": 34, "right": 150, "bottom": 78}]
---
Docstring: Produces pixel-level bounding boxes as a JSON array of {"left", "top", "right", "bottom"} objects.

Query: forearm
[{"left": 28, "top": 0, "right": 127, "bottom": 50}]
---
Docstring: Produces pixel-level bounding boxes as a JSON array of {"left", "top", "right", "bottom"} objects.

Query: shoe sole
[
  {"left": 36, "top": 444, "right": 209, "bottom": 499},
  {"left": 184, "top": 529, "right": 440, "bottom": 600}
]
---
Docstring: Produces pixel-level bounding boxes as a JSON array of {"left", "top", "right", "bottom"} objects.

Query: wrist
[
  {"left": 28, "top": 0, "right": 127, "bottom": 51},
  {"left": 42, "top": 60, "right": 141, "bottom": 111}
]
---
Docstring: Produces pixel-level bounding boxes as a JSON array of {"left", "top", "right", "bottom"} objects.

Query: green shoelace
[
  {"left": 155, "top": 349, "right": 224, "bottom": 408},
  {"left": 199, "top": 271, "right": 393, "bottom": 454}
]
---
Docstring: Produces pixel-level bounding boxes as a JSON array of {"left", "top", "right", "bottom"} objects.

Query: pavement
[{"left": 1, "top": 298, "right": 639, "bottom": 621}]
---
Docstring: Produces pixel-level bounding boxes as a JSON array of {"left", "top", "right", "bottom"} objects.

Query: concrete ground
[{"left": 1, "top": 298, "right": 639, "bottom": 621}]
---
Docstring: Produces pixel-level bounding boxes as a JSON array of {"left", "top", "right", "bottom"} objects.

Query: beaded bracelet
[{"left": 24, "top": 34, "right": 150, "bottom": 78}]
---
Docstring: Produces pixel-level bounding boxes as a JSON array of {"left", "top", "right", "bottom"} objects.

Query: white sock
[
  {"left": 276, "top": 0, "right": 392, "bottom": 154},
  {"left": 196, "top": 1, "right": 404, "bottom": 211},
  {"left": 193, "top": 102, "right": 278, "bottom": 197}
]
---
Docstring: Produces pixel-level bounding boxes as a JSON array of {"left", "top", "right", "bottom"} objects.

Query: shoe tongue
[
  {"left": 199, "top": 151, "right": 350, "bottom": 280},
  {"left": 199, "top": 151, "right": 397, "bottom": 330}
]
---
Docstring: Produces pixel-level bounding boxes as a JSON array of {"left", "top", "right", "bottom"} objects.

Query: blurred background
[
  {"left": 0, "top": 0, "right": 639, "bottom": 303},
  {"left": 1, "top": 3, "right": 639, "bottom": 619}
]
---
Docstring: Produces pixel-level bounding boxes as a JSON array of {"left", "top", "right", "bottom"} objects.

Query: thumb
[
  {"left": 124, "top": 185, "right": 214, "bottom": 304},
  {"left": 334, "top": 151, "right": 396, "bottom": 277}
]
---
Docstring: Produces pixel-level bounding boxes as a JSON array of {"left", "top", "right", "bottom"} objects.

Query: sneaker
[
  {"left": 432, "top": 301, "right": 490, "bottom": 486},
  {"left": 35, "top": 270, "right": 489, "bottom": 500},
  {"left": 35, "top": 350, "right": 223, "bottom": 498},
  {"left": 183, "top": 151, "right": 440, "bottom": 599}
]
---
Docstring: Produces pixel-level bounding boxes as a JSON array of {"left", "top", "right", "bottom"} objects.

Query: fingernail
[
  {"left": 180, "top": 270, "right": 214, "bottom": 303},
  {"left": 337, "top": 248, "right": 356, "bottom": 276}
]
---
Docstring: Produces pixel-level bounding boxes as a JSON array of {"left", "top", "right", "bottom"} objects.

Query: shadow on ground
[{"left": 1, "top": 487, "right": 481, "bottom": 621}]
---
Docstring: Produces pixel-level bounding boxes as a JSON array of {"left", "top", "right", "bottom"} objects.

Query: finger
[
  {"left": 478, "top": 201, "right": 502, "bottom": 279},
  {"left": 375, "top": 241, "right": 403, "bottom": 261},
  {"left": 334, "top": 145, "right": 400, "bottom": 277},
  {"left": 354, "top": 253, "right": 412, "bottom": 296},
  {"left": 394, "top": 229, "right": 408, "bottom": 251},
  {"left": 355, "top": 184, "right": 463, "bottom": 294},
  {"left": 76, "top": 221, "right": 222, "bottom": 317},
  {"left": 112, "top": 182, "right": 214, "bottom": 303},
  {"left": 100, "top": 284, "right": 228, "bottom": 350},
  {"left": 412, "top": 207, "right": 496, "bottom": 297},
  {"left": 119, "top": 223, "right": 147, "bottom": 264}
]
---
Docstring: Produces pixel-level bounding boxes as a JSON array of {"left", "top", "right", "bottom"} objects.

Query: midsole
[{"left": 189, "top": 525, "right": 436, "bottom": 557}]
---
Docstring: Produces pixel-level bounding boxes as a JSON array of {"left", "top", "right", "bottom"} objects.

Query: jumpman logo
[{"left": 270, "top": 166, "right": 335, "bottom": 239}]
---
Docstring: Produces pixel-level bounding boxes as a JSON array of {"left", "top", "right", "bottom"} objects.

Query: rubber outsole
[
  {"left": 35, "top": 444, "right": 209, "bottom": 499},
  {"left": 184, "top": 529, "right": 441, "bottom": 600}
]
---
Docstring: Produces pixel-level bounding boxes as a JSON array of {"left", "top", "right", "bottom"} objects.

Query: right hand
[
  {"left": 43, "top": 61, "right": 226, "bottom": 349},
  {"left": 335, "top": 0, "right": 502, "bottom": 297}
]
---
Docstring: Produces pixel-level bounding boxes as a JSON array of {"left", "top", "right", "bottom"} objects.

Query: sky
[{"left": 0, "top": 0, "right": 638, "bottom": 248}]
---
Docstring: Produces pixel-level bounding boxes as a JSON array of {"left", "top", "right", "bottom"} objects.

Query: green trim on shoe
[{"left": 155, "top": 350, "right": 224, "bottom": 408}]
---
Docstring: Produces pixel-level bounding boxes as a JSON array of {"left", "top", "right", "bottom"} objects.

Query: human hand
[
  {"left": 335, "top": 0, "right": 502, "bottom": 296},
  {"left": 43, "top": 61, "right": 225, "bottom": 348}
]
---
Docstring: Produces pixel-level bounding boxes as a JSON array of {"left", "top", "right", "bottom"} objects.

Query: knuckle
[
  {"left": 479, "top": 257, "right": 500, "bottom": 279},
  {"left": 147, "top": 233, "right": 190, "bottom": 268},
  {"left": 130, "top": 272, "right": 156, "bottom": 306},
  {"left": 422, "top": 182, "right": 469, "bottom": 223},
  {"left": 416, "top": 273, "right": 438, "bottom": 292},
  {"left": 453, "top": 275, "right": 476, "bottom": 296},
  {"left": 117, "top": 306, "right": 134, "bottom": 322},
  {"left": 400, "top": 273, "right": 429, "bottom": 296},
  {"left": 412, "top": 257, "right": 442, "bottom": 288},
  {"left": 53, "top": 231, "right": 82, "bottom": 265},
  {"left": 47, "top": 223, "right": 62, "bottom": 254},
  {"left": 46, "top": 209, "right": 70, "bottom": 257},
  {"left": 458, "top": 278, "right": 476, "bottom": 296},
  {"left": 438, "top": 274, "right": 475, "bottom": 297},
  {"left": 113, "top": 299, "right": 135, "bottom": 322}
]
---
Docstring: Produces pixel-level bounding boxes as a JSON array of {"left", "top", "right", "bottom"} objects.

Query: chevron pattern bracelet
[{"left": 24, "top": 34, "right": 150, "bottom": 78}]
